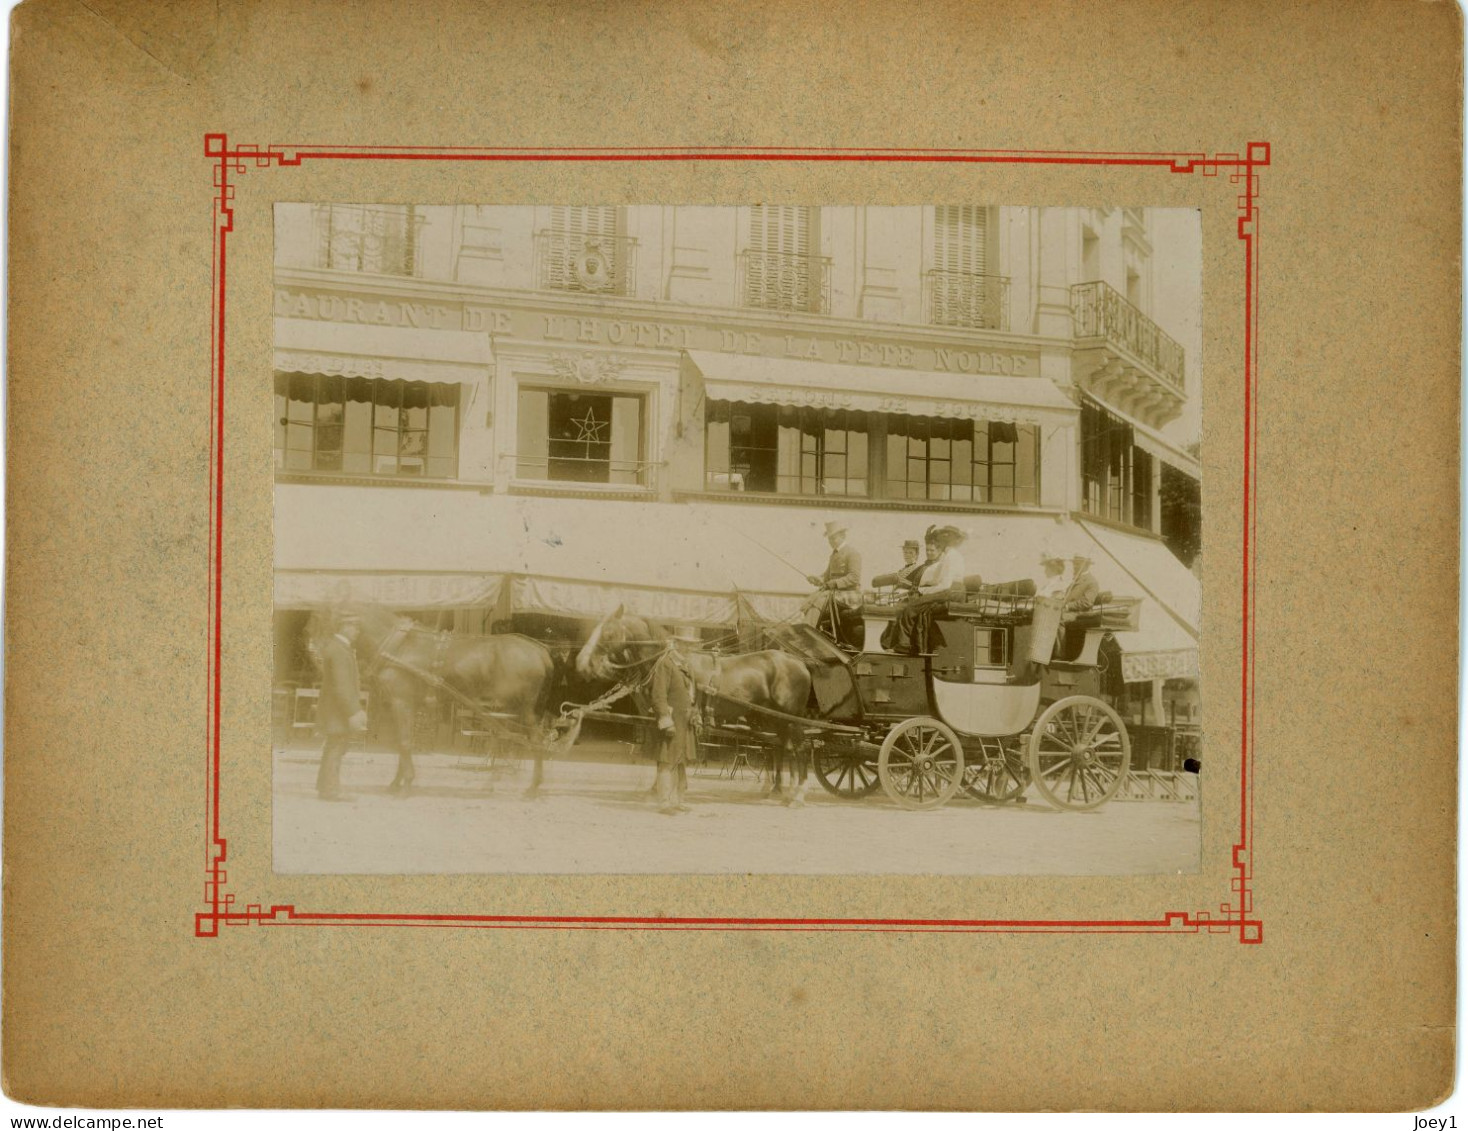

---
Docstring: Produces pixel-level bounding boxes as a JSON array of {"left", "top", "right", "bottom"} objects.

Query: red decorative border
[{"left": 198, "top": 137, "right": 1268, "bottom": 943}]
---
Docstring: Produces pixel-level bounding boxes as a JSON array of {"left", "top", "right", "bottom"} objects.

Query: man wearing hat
[
  {"left": 648, "top": 642, "right": 697, "bottom": 815},
  {"left": 315, "top": 609, "right": 368, "bottom": 802},
  {"left": 1065, "top": 552, "right": 1101, "bottom": 612},
  {"left": 802, "top": 519, "right": 864, "bottom": 648}
]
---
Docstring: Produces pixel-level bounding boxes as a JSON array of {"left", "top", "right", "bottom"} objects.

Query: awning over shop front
[
  {"left": 1081, "top": 393, "right": 1199, "bottom": 477},
  {"left": 274, "top": 484, "right": 1200, "bottom": 678},
  {"left": 273, "top": 486, "right": 806, "bottom": 624},
  {"left": 274, "top": 320, "right": 491, "bottom": 384},
  {"left": 684, "top": 351, "right": 1077, "bottom": 427},
  {"left": 274, "top": 571, "right": 504, "bottom": 610}
]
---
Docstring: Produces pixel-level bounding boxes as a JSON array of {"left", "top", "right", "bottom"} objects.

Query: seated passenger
[
  {"left": 1036, "top": 550, "right": 1068, "bottom": 599},
  {"left": 1064, "top": 552, "right": 1101, "bottom": 613},
  {"left": 881, "top": 526, "right": 967, "bottom": 655},
  {"left": 801, "top": 519, "right": 865, "bottom": 650},
  {"left": 870, "top": 539, "right": 926, "bottom": 597}
]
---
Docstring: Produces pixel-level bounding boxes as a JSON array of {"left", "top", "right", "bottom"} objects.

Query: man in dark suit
[
  {"left": 802, "top": 519, "right": 864, "bottom": 648},
  {"left": 649, "top": 645, "right": 696, "bottom": 815},
  {"left": 1065, "top": 552, "right": 1101, "bottom": 612},
  {"left": 315, "top": 611, "right": 368, "bottom": 802}
]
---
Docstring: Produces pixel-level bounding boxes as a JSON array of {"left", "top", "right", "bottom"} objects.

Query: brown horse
[
  {"left": 307, "top": 605, "right": 568, "bottom": 797},
  {"left": 576, "top": 607, "right": 815, "bottom": 805}
]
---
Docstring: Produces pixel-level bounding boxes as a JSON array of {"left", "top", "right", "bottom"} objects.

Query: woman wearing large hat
[{"left": 882, "top": 526, "right": 968, "bottom": 655}]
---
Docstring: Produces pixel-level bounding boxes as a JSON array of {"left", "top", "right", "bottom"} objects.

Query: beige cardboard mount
[{"left": 4, "top": 0, "right": 1459, "bottom": 1110}]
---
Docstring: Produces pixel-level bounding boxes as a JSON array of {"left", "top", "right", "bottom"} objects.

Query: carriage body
[{"left": 796, "top": 586, "right": 1139, "bottom": 811}]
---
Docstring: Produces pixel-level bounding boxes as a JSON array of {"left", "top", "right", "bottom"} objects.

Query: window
[
  {"left": 1081, "top": 399, "right": 1153, "bottom": 530},
  {"left": 1082, "top": 226, "right": 1100, "bottom": 282},
  {"left": 1131, "top": 447, "right": 1154, "bottom": 530},
  {"left": 314, "top": 204, "right": 422, "bottom": 277},
  {"left": 537, "top": 206, "right": 634, "bottom": 295},
  {"left": 927, "top": 206, "right": 1003, "bottom": 329},
  {"left": 275, "top": 374, "right": 459, "bottom": 478},
  {"left": 885, "top": 416, "right": 1039, "bottom": 505},
  {"left": 740, "top": 206, "right": 827, "bottom": 313},
  {"left": 972, "top": 627, "right": 1010, "bottom": 669},
  {"left": 517, "top": 388, "right": 646, "bottom": 486},
  {"left": 1160, "top": 463, "right": 1201, "bottom": 567},
  {"left": 705, "top": 402, "right": 868, "bottom": 496}
]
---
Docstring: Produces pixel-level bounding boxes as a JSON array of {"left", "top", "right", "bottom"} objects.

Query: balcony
[
  {"left": 1070, "top": 281, "right": 1186, "bottom": 427},
  {"left": 738, "top": 249, "right": 832, "bottom": 314},
  {"left": 534, "top": 230, "right": 638, "bottom": 296},
  {"left": 923, "top": 269, "right": 1010, "bottom": 331},
  {"left": 314, "top": 204, "right": 425, "bottom": 278}
]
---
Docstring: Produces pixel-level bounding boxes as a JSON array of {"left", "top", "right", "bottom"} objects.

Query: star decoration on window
[{"left": 570, "top": 408, "right": 609, "bottom": 444}]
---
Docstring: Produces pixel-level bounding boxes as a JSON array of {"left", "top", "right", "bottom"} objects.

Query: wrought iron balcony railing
[
  {"left": 534, "top": 230, "right": 638, "bottom": 296},
  {"left": 923, "top": 269, "right": 1011, "bottom": 331},
  {"left": 1070, "top": 280, "right": 1185, "bottom": 392},
  {"left": 314, "top": 204, "right": 425, "bottom": 278},
  {"left": 738, "top": 249, "right": 832, "bottom": 314}
]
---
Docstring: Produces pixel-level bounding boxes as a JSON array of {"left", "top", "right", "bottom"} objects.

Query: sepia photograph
[{"left": 271, "top": 203, "right": 1203, "bottom": 876}]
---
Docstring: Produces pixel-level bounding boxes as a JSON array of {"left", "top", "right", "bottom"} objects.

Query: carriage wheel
[
  {"left": 1026, "top": 696, "right": 1130, "bottom": 812},
  {"left": 878, "top": 718, "right": 965, "bottom": 811},
  {"left": 813, "top": 743, "right": 882, "bottom": 799},
  {"left": 962, "top": 738, "right": 1029, "bottom": 803}
]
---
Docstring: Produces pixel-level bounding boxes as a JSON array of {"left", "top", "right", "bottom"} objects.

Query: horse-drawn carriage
[
  {"left": 654, "top": 579, "right": 1141, "bottom": 812},
  {"left": 312, "top": 573, "right": 1142, "bottom": 813}
]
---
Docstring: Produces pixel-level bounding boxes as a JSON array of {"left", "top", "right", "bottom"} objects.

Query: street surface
[{"left": 273, "top": 741, "right": 1201, "bottom": 875}]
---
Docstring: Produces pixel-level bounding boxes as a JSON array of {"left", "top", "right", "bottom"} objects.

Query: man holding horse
[
  {"left": 315, "top": 610, "right": 368, "bottom": 802},
  {"left": 648, "top": 643, "right": 697, "bottom": 815}
]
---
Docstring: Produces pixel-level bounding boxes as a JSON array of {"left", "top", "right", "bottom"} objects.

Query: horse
[
  {"left": 575, "top": 607, "right": 816, "bottom": 806},
  {"left": 306, "top": 604, "right": 570, "bottom": 797}
]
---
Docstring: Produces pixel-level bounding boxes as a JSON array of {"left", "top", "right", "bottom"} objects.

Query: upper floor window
[
  {"left": 705, "top": 402, "right": 868, "bottom": 496},
  {"left": 314, "top": 204, "right": 423, "bottom": 277},
  {"left": 926, "top": 206, "right": 1006, "bottom": 330},
  {"left": 275, "top": 373, "right": 459, "bottom": 478},
  {"left": 885, "top": 416, "right": 1039, "bottom": 505},
  {"left": 516, "top": 387, "right": 648, "bottom": 487},
  {"left": 536, "top": 207, "right": 636, "bottom": 296},
  {"left": 739, "top": 206, "right": 830, "bottom": 314}
]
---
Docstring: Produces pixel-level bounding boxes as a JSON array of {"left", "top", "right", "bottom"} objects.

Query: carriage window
[
  {"left": 516, "top": 388, "right": 647, "bottom": 486},
  {"left": 972, "top": 627, "right": 1010, "bottom": 669},
  {"left": 275, "top": 373, "right": 460, "bottom": 478},
  {"left": 705, "top": 401, "right": 869, "bottom": 496},
  {"left": 884, "top": 416, "right": 1038, "bottom": 505}
]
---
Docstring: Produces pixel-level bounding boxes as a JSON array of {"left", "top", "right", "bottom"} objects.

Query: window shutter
[
  {"left": 749, "top": 206, "right": 813, "bottom": 310},
  {"left": 933, "top": 206, "right": 989, "bottom": 325}
]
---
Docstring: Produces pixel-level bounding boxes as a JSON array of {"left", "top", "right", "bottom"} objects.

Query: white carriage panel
[{"left": 931, "top": 679, "right": 1042, "bottom": 738}]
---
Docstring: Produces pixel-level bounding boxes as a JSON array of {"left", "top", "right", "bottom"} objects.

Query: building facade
[{"left": 272, "top": 203, "right": 1203, "bottom": 728}]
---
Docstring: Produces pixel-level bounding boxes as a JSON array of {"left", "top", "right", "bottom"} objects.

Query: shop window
[
  {"left": 884, "top": 416, "right": 1038, "bottom": 505},
  {"left": 739, "top": 206, "right": 829, "bottom": 313},
  {"left": 705, "top": 402, "right": 868, "bottom": 496},
  {"left": 1082, "top": 399, "right": 1154, "bottom": 531},
  {"left": 1160, "top": 463, "right": 1202, "bottom": 567},
  {"left": 314, "top": 204, "right": 422, "bottom": 277},
  {"left": 536, "top": 206, "right": 635, "bottom": 296},
  {"left": 275, "top": 373, "right": 459, "bottom": 478},
  {"left": 517, "top": 388, "right": 647, "bottom": 486}
]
